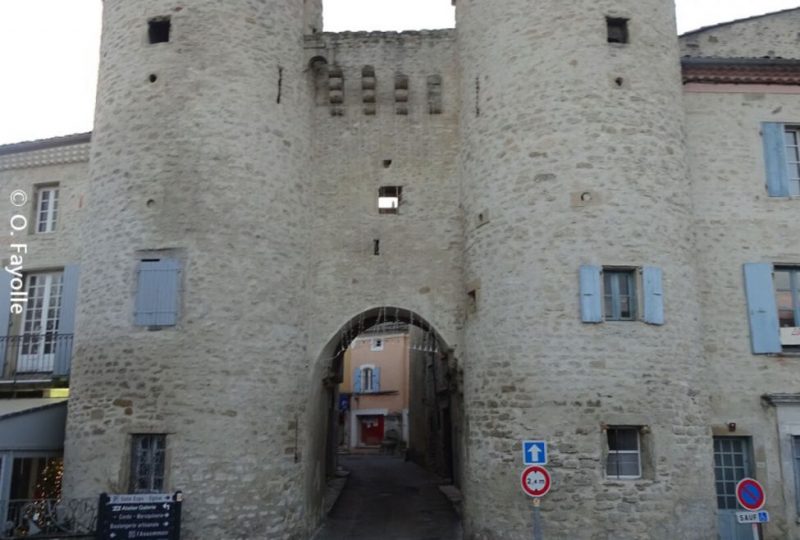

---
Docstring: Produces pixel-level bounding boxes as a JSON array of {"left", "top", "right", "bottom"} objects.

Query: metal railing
[
  {"left": 1, "top": 498, "right": 95, "bottom": 539},
  {"left": 0, "top": 334, "right": 73, "bottom": 383}
]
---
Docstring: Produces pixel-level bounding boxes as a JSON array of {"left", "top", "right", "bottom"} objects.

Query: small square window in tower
[
  {"left": 606, "top": 427, "right": 641, "bottom": 479},
  {"left": 148, "top": 17, "right": 171, "bottom": 44},
  {"left": 606, "top": 17, "right": 629, "bottom": 44},
  {"left": 378, "top": 186, "right": 402, "bottom": 214}
]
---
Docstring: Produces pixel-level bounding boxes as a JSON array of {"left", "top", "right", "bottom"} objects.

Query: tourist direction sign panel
[
  {"left": 96, "top": 492, "right": 183, "bottom": 540},
  {"left": 523, "top": 441, "right": 547, "bottom": 465}
]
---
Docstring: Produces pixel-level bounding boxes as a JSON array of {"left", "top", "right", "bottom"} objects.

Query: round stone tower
[
  {"left": 64, "top": 1, "right": 320, "bottom": 538},
  {"left": 457, "top": 1, "right": 716, "bottom": 538}
]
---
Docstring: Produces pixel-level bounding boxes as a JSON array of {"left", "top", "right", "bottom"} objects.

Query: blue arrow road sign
[{"left": 523, "top": 441, "right": 547, "bottom": 465}]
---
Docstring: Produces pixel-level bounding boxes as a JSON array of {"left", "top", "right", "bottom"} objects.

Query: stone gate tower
[
  {"left": 61, "top": 0, "right": 724, "bottom": 538},
  {"left": 456, "top": 0, "right": 716, "bottom": 538},
  {"left": 65, "top": 0, "right": 322, "bottom": 537}
]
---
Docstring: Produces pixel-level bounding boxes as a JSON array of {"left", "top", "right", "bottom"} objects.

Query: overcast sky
[{"left": 0, "top": 0, "right": 798, "bottom": 145}]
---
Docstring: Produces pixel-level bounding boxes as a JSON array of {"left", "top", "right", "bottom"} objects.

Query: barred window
[
  {"left": 606, "top": 427, "right": 641, "bottom": 479},
  {"left": 130, "top": 434, "right": 166, "bottom": 493}
]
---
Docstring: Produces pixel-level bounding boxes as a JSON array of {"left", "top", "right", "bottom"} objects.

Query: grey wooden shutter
[
  {"left": 743, "top": 263, "right": 782, "bottom": 354},
  {"left": 374, "top": 367, "right": 381, "bottom": 392},
  {"left": 353, "top": 368, "right": 362, "bottom": 393},
  {"left": 135, "top": 259, "right": 180, "bottom": 326},
  {"left": 0, "top": 274, "right": 10, "bottom": 376},
  {"left": 580, "top": 265, "right": 603, "bottom": 323},
  {"left": 642, "top": 267, "right": 665, "bottom": 326},
  {"left": 762, "top": 122, "right": 791, "bottom": 197},
  {"left": 54, "top": 265, "right": 79, "bottom": 376}
]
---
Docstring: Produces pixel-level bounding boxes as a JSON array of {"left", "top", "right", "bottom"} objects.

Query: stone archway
[{"left": 304, "top": 306, "right": 463, "bottom": 529}]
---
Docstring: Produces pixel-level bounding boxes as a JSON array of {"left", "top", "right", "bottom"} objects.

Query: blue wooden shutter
[
  {"left": 135, "top": 259, "right": 180, "bottom": 326},
  {"left": 762, "top": 122, "right": 790, "bottom": 197},
  {"left": 374, "top": 367, "right": 381, "bottom": 392},
  {"left": 54, "top": 265, "right": 79, "bottom": 376},
  {"left": 0, "top": 273, "right": 10, "bottom": 376},
  {"left": 353, "top": 368, "right": 362, "bottom": 393},
  {"left": 580, "top": 265, "right": 602, "bottom": 323},
  {"left": 642, "top": 267, "right": 665, "bottom": 326},
  {"left": 744, "top": 263, "right": 782, "bottom": 354}
]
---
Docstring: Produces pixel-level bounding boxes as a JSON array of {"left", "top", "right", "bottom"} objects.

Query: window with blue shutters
[
  {"left": 135, "top": 259, "right": 181, "bottom": 327},
  {"left": 580, "top": 265, "right": 603, "bottom": 323},
  {"left": 355, "top": 364, "right": 380, "bottom": 393},
  {"left": 762, "top": 122, "right": 800, "bottom": 197},
  {"left": 743, "top": 263, "right": 782, "bottom": 354},
  {"left": 642, "top": 267, "right": 664, "bottom": 326},
  {"left": 580, "top": 265, "right": 664, "bottom": 325}
]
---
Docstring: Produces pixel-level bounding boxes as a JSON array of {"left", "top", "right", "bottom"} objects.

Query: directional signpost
[
  {"left": 523, "top": 441, "right": 548, "bottom": 465},
  {"left": 735, "top": 478, "right": 766, "bottom": 540},
  {"left": 96, "top": 492, "right": 183, "bottom": 540},
  {"left": 521, "top": 437, "right": 552, "bottom": 540}
]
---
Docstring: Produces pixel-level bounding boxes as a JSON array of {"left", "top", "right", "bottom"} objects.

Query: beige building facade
[
  {"left": 2, "top": 3, "right": 800, "bottom": 539},
  {"left": 340, "top": 327, "right": 412, "bottom": 449}
]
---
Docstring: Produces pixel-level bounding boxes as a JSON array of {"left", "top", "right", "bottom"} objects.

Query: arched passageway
[{"left": 306, "top": 307, "right": 463, "bottom": 534}]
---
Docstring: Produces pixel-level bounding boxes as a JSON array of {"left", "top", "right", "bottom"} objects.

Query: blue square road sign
[{"left": 523, "top": 440, "right": 547, "bottom": 465}]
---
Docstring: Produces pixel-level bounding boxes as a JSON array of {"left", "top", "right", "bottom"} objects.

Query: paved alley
[{"left": 313, "top": 455, "right": 462, "bottom": 540}]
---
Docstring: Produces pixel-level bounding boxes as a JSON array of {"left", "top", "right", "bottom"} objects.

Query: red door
[{"left": 359, "top": 415, "right": 384, "bottom": 446}]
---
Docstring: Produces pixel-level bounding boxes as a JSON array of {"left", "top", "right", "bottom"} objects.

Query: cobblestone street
[{"left": 313, "top": 455, "right": 462, "bottom": 540}]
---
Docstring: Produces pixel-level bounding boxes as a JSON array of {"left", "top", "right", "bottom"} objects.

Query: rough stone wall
[
  {"left": 685, "top": 87, "right": 800, "bottom": 539},
  {"left": 63, "top": 2, "right": 316, "bottom": 539},
  {"left": 0, "top": 158, "right": 89, "bottom": 272},
  {"left": 302, "top": 30, "right": 462, "bottom": 353},
  {"left": 301, "top": 29, "right": 464, "bottom": 525},
  {"left": 456, "top": 1, "right": 716, "bottom": 538},
  {"left": 680, "top": 8, "right": 800, "bottom": 58}
]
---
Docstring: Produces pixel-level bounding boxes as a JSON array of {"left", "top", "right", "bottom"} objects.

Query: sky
[{"left": 0, "top": 1, "right": 799, "bottom": 145}]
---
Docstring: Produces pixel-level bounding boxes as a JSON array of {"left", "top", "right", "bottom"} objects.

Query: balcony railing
[
  {"left": 1, "top": 499, "right": 96, "bottom": 539},
  {"left": 0, "top": 334, "right": 73, "bottom": 383}
]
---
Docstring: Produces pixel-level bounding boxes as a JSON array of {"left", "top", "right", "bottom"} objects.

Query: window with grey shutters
[
  {"left": 130, "top": 434, "right": 166, "bottom": 493},
  {"left": 134, "top": 259, "right": 180, "bottom": 327}
]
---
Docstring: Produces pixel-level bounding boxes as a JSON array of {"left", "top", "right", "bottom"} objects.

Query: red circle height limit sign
[
  {"left": 521, "top": 465, "right": 551, "bottom": 498},
  {"left": 736, "top": 478, "right": 766, "bottom": 511}
]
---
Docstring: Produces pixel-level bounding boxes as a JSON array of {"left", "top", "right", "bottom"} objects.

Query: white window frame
[
  {"left": 35, "top": 186, "right": 59, "bottom": 233},
  {"left": 130, "top": 434, "right": 167, "bottom": 493},
  {"left": 370, "top": 338, "right": 384, "bottom": 351},
  {"left": 18, "top": 272, "right": 63, "bottom": 373},
  {"left": 793, "top": 436, "right": 800, "bottom": 515},
  {"left": 606, "top": 427, "right": 642, "bottom": 480},
  {"left": 602, "top": 268, "right": 637, "bottom": 321},
  {"left": 775, "top": 267, "right": 800, "bottom": 330},
  {"left": 359, "top": 364, "right": 376, "bottom": 393},
  {"left": 784, "top": 127, "right": 800, "bottom": 197}
]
